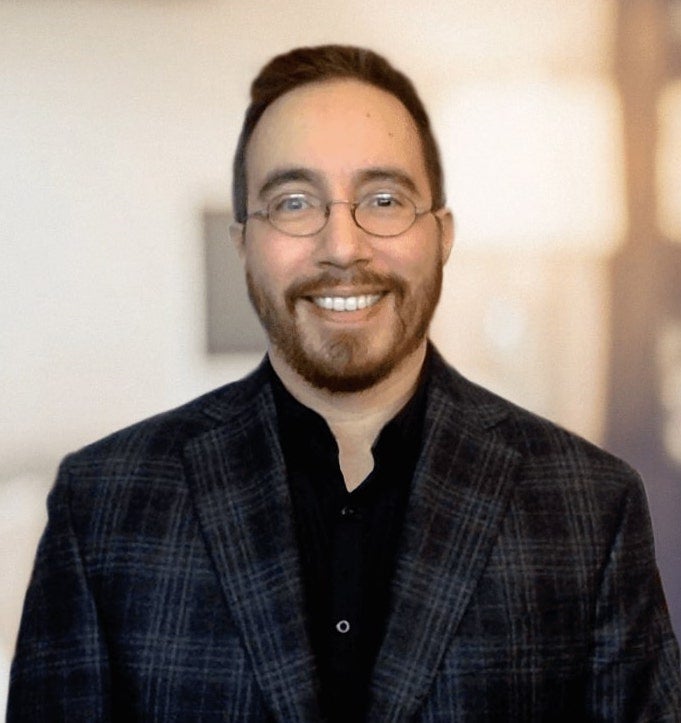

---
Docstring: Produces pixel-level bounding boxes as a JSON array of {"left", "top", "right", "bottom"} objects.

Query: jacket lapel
[
  {"left": 368, "top": 360, "right": 522, "bottom": 720},
  {"left": 183, "top": 372, "right": 321, "bottom": 721},
  {"left": 181, "top": 353, "right": 521, "bottom": 720}
]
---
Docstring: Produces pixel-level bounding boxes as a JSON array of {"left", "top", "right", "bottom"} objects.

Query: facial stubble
[{"left": 245, "top": 247, "right": 444, "bottom": 394}]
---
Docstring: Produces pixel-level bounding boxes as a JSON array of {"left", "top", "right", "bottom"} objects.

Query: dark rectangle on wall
[{"left": 203, "top": 209, "right": 267, "bottom": 354}]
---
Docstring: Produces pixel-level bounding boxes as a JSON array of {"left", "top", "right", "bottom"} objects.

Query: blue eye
[{"left": 272, "top": 193, "right": 316, "bottom": 214}]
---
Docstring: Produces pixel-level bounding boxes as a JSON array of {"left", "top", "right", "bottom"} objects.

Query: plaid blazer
[{"left": 8, "top": 350, "right": 681, "bottom": 722}]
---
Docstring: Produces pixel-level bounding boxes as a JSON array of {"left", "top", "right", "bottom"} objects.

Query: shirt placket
[{"left": 327, "top": 496, "right": 364, "bottom": 695}]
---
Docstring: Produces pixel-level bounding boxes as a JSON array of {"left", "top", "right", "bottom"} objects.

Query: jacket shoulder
[
  {"left": 65, "top": 359, "right": 270, "bottom": 469},
  {"left": 429, "top": 350, "right": 640, "bottom": 486}
]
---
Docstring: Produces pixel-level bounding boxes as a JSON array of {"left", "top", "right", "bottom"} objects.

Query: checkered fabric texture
[{"left": 8, "top": 349, "right": 681, "bottom": 721}]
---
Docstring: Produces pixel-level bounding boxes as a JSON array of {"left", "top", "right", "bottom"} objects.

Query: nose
[{"left": 314, "top": 201, "right": 372, "bottom": 268}]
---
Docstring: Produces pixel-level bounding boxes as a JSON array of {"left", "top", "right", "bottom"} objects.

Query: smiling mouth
[{"left": 311, "top": 293, "right": 384, "bottom": 312}]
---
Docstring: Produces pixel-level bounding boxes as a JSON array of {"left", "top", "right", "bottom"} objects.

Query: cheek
[
  {"left": 377, "top": 243, "right": 441, "bottom": 284},
  {"left": 244, "top": 242, "right": 293, "bottom": 288}
]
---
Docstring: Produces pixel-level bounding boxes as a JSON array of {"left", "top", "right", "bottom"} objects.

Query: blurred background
[{"left": 2, "top": 0, "right": 680, "bottom": 705}]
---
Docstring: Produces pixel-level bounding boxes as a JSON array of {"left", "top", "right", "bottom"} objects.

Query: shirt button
[
  {"left": 340, "top": 506, "right": 355, "bottom": 518},
  {"left": 335, "top": 619, "right": 351, "bottom": 634}
]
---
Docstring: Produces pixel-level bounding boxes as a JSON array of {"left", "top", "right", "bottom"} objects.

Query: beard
[{"left": 246, "top": 258, "right": 443, "bottom": 394}]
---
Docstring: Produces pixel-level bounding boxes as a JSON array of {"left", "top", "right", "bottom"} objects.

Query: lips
[
  {"left": 312, "top": 294, "right": 383, "bottom": 312},
  {"left": 285, "top": 270, "right": 405, "bottom": 314}
]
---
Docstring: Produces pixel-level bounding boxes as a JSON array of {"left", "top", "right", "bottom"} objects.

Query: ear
[
  {"left": 435, "top": 209, "right": 455, "bottom": 264},
  {"left": 229, "top": 222, "right": 246, "bottom": 260}
]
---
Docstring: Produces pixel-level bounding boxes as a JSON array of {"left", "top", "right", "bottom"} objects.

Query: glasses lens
[
  {"left": 355, "top": 192, "right": 416, "bottom": 237},
  {"left": 269, "top": 193, "right": 326, "bottom": 236},
  {"left": 265, "top": 191, "right": 419, "bottom": 237}
]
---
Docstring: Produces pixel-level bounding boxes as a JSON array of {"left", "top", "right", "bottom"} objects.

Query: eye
[
  {"left": 362, "top": 192, "right": 408, "bottom": 211},
  {"left": 358, "top": 191, "right": 413, "bottom": 215},
  {"left": 271, "top": 193, "right": 317, "bottom": 214}
]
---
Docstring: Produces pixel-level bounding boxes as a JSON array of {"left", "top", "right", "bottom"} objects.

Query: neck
[{"left": 269, "top": 343, "right": 427, "bottom": 491}]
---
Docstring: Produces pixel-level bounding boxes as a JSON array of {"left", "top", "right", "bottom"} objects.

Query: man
[{"left": 8, "top": 45, "right": 681, "bottom": 722}]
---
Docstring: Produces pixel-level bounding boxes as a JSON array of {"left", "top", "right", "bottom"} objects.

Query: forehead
[{"left": 245, "top": 79, "right": 429, "bottom": 197}]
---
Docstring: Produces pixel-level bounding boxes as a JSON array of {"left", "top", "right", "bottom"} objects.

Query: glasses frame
[{"left": 245, "top": 193, "right": 433, "bottom": 238}]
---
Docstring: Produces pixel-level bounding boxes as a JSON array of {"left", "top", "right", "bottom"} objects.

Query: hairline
[
  {"left": 232, "top": 47, "right": 446, "bottom": 224},
  {"left": 245, "top": 78, "right": 432, "bottom": 207}
]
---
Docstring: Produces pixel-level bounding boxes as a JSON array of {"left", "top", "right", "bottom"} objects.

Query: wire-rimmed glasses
[{"left": 245, "top": 191, "right": 432, "bottom": 238}]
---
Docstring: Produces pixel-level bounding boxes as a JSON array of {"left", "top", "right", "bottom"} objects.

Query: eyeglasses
[{"left": 245, "top": 191, "right": 432, "bottom": 238}]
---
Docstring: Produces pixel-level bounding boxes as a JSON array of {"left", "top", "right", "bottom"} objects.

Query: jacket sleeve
[
  {"left": 7, "top": 457, "right": 111, "bottom": 722},
  {"left": 587, "top": 473, "right": 681, "bottom": 721}
]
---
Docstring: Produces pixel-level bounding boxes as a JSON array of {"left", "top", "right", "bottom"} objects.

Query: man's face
[{"left": 236, "top": 78, "right": 453, "bottom": 393}]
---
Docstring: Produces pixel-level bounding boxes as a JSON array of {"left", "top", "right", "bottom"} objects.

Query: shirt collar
[{"left": 268, "top": 349, "right": 432, "bottom": 474}]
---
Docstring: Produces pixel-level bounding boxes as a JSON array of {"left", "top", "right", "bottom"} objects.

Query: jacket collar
[
  {"left": 183, "top": 364, "right": 322, "bottom": 720},
  {"left": 184, "top": 349, "right": 521, "bottom": 720},
  {"left": 367, "top": 351, "right": 522, "bottom": 719}
]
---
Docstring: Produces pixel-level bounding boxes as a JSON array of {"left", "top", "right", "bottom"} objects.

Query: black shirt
[{"left": 270, "top": 358, "right": 429, "bottom": 721}]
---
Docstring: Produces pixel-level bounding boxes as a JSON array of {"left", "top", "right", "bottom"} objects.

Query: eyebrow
[
  {"left": 353, "top": 167, "right": 420, "bottom": 197},
  {"left": 257, "top": 168, "right": 322, "bottom": 200},
  {"left": 256, "top": 165, "right": 422, "bottom": 200}
]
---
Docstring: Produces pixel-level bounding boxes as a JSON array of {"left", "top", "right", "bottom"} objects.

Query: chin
[
  {"left": 286, "top": 332, "right": 421, "bottom": 394},
  {"left": 297, "top": 362, "right": 393, "bottom": 394}
]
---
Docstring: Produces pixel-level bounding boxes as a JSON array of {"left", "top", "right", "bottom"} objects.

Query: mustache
[{"left": 285, "top": 269, "right": 407, "bottom": 308}]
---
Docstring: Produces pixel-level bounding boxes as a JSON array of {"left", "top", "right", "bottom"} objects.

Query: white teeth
[{"left": 313, "top": 294, "right": 382, "bottom": 311}]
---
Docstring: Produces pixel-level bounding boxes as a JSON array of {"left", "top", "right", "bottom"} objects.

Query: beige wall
[
  {"left": 0, "top": 0, "right": 620, "bottom": 470},
  {"left": 0, "top": 0, "right": 619, "bottom": 472}
]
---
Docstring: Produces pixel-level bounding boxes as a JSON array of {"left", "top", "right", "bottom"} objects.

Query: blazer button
[{"left": 335, "top": 619, "right": 351, "bottom": 634}]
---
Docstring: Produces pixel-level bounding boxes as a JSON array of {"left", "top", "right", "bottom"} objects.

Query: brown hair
[{"left": 232, "top": 44, "right": 445, "bottom": 223}]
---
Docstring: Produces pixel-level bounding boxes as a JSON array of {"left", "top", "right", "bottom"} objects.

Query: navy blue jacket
[{"left": 8, "top": 351, "right": 681, "bottom": 721}]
